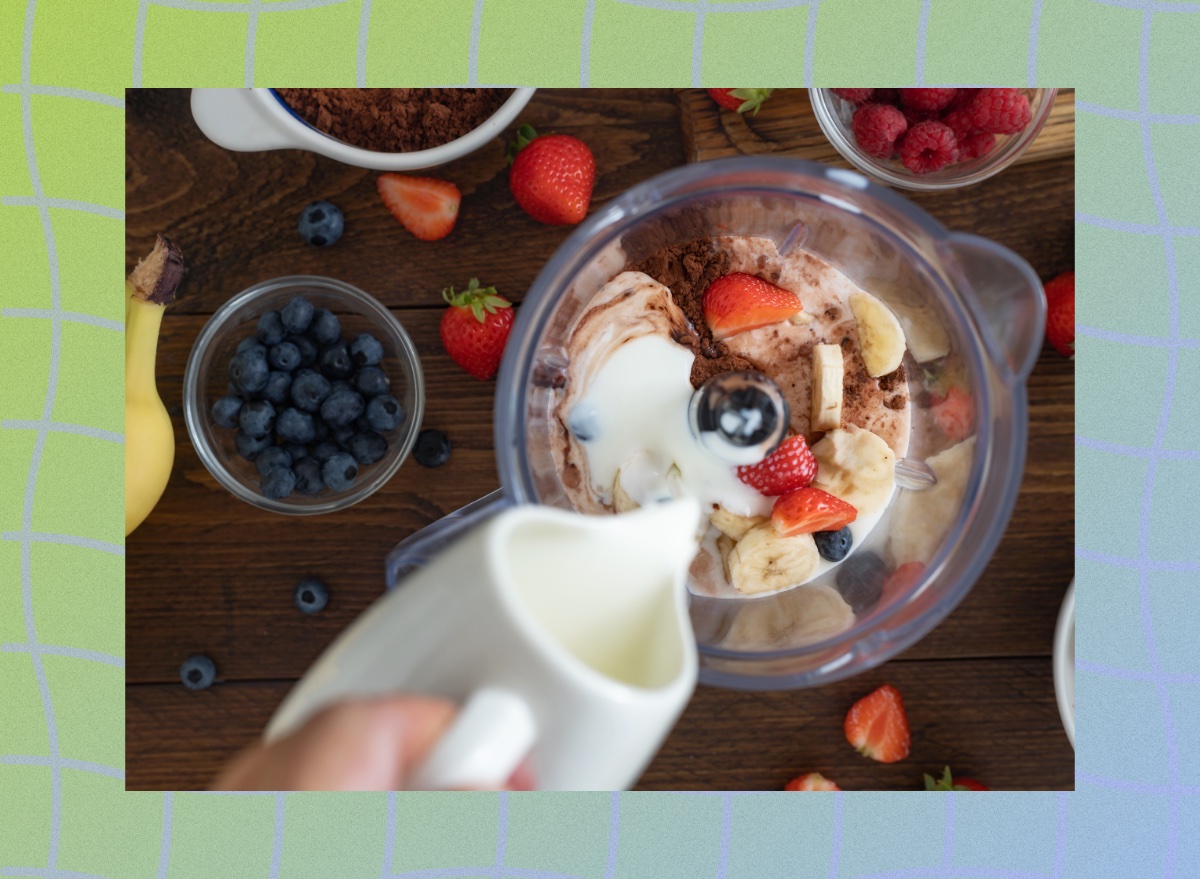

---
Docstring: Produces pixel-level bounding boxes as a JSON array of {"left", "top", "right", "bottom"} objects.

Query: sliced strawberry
[
  {"left": 844, "top": 683, "right": 911, "bottom": 763},
  {"left": 924, "top": 766, "right": 988, "bottom": 791},
  {"left": 1044, "top": 270, "right": 1074, "bottom": 358},
  {"left": 377, "top": 174, "right": 460, "bottom": 241},
  {"left": 736, "top": 435, "right": 818, "bottom": 496},
  {"left": 929, "top": 385, "right": 973, "bottom": 442},
  {"left": 772, "top": 487, "right": 857, "bottom": 536},
  {"left": 882, "top": 561, "right": 926, "bottom": 596},
  {"left": 785, "top": 772, "right": 841, "bottom": 791},
  {"left": 702, "top": 273, "right": 802, "bottom": 341}
]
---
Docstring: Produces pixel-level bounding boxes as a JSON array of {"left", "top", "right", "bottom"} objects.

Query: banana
[
  {"left": 722, "top": 583, "right": 855, "bottom": 650},
  {"left": 726, "top": 522, "right": 820, "bottom": 595},
  {"left": 716, "top": 533, "right": 736, "bottom": 582},
  {"left": 886, "top": 436, "right": 975, "bottom": 566},
  {"left": 811, "top": 425, "right": 895, "bottom": 516},
  {"left": 125, "top": 235, "right": 184, "bottom": 536},
  {"left": 849, "top": 290, "right": 907, "bottom": 377},
  {"left": 710, "top": 506, "right": 768, "bottom": 541},
  {"left": 810, "top": 343, "right": 844, "bottom": 431},
  {"left": 612, "top": 469, "right": 639, "bottom": 513}
]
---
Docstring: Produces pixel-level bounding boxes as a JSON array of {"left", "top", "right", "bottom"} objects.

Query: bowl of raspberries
[
  {"left": 183, "top": 276, "right": 424, "bottom": 514},
  {"left": 809, "top": 87, "right": 1057, "bottom": 190}
]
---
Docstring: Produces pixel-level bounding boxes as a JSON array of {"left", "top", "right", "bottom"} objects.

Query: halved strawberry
[
  {"left": 707, "top": 88, "right": 775, "bottom": 116},
  {"left": 924, "top": 766, "right": 988, "bottom": 791},
  {"left": 929, "top": 385, "right": 973, "bottom": 442},
  {"left": 1044, "top": 270, "right": 1074, "bottom": 358},
  {"left": 785, "top": 772, "right": 841, "bottom": 791},
  {"left": 736, "top": 434, "right": 817, "bottom": 496},
  {"left": 771, "top": 487, "right": 857, "bottom": 536},
  {"left": 844, "top": 683, "right": 911, "bottom": 763},
  {"left": 702, "top": 273, "right": 802, "bottom": 341},
  {"left": 377, "top": 174, "right": 460, "bottom": 241}
]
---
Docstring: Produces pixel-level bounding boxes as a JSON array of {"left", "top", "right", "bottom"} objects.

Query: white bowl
[
  {"left": 190, "top": 87, "right": 536, "bottom": 171},
  {"left": 1053, "top": 579, "right": 1075, "bottom": 748}
]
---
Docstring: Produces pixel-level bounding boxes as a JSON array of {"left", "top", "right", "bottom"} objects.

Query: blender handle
[
  {"left": 190, "top": 88, "right": 299, "bottom": 153},
  {"left": 385, "top": 489, "right": 512, "bottom": 590},
  {"left": 944, "top": 232, "right": 1047, "bottom": 383}
]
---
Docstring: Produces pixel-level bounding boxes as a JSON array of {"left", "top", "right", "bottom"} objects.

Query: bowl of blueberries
[{"left": 183, "top": 276, "right": 424, "bottom": 514}]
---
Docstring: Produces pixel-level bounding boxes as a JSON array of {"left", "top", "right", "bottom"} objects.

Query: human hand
[{"left": 211, "top": 695, "right": 536, "bottom": 791}]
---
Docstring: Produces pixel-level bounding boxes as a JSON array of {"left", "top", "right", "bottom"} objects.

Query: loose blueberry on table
[
  {"left": 294, "top": 578, "right": 330, "bottom": 614},
  {"left": 180, "top": 654, "right": 216, "bottom": 690}
]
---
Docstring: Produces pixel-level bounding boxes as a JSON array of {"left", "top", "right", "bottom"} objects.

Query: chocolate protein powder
[{"left": 273, "top": 88, "right": 513, "bottom": 153}]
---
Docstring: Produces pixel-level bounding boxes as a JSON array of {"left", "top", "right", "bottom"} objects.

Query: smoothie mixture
[{"left": 550, "top": 236, "right": 971, "bottom": 614}]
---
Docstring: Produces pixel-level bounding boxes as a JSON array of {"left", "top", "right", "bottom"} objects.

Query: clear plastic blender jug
[{"left": 388, "top": 157, "right": 1046, "bottom": 690}]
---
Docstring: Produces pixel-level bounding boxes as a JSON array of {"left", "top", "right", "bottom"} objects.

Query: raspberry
[
  {"left": 832, "top": 88, "right": 874, "bottom": 104},
  {"left": 946, "top": 87, "right": 980, "bottom": 111},
  {"left": 940, "top": 108, "right": 977, "bottom": 141},
  {"left": 970, "top": 88, "right": 1031, "bottom": 135},
  {"left": 958, "top": 131, "right": 996, "bottom": 160},
  {"left": 899, "top": 121, "right": 958, "bottom": 173},
  {"left": 851, "top": 103, "right": 908, "bottom": 158},
  {"left": 900, "top": 88, "right": 957, "bottom": 112}
]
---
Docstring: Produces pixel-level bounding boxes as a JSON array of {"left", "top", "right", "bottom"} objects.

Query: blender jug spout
[{"left": 943, "top": 232, "right": 1047, "bottom": 383}]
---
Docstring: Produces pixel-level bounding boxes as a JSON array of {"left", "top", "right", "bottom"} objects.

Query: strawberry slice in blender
[
  {"left": 736, "top": 434, "right": 818, "bottom": 496},
  {"left": 771, "top": 487, "right": 858, "bottom": 536},
  {"left": 702, "top": 272, "right": 803, "bottom": 341}
]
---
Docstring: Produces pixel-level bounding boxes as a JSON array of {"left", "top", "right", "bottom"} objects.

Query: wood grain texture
[
  {"left": 680, "top": 87, "right": 1075, "bottom": 169},
  {"left": 126, "top": 658, "right": 1072, "bottom": 791},
  {"left": 126, "top": 88, "right": 1075, "bottom": 790}
]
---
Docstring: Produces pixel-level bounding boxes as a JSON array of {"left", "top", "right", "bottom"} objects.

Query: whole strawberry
[
  {"left": 508, "top": 124, "right": 595, "bottom": 226},
  {"left": 1044, "top": 270, "right": 1074, "bottom": 358},
  {"left": 708, "top": 88, "right": 775, "bottom": 115},
  {"left": 440, "top": 279, "right": 514, "bottom": 380}
]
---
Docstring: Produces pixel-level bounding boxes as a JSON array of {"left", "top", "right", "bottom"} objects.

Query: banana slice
[
  {"left": 849, "top": 290, "right": 907, "bottom": 377},
  {"left": 612, "top": 469, "right": 639, "bottom": 513},
  {"left": 886, "top": 436, "right": 975, "bottom": 566},
  {"left": 722, "top": 583, "right": 855, "bottom": 650},
  {"left": 727, "top": 522, "right": 820, "bottom": 595},
  {"left": 710, "top": 506, "right": 768, "bottom": 541},
  {"left": 716, "top": 533, "right": 736, "bottom": 582},
  {"left": 811, "top": 426, "right": 896, "bottom": 516},
  {"left": 811, "top": 343, "right": 844, "bottom": 431}
]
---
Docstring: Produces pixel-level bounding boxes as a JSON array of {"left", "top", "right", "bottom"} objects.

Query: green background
[{"left": 2, "top": 0, "right": 1198, "bottom": 877}]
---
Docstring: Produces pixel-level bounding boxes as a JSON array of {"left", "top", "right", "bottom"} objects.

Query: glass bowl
[
  {"left": 183, "top": 276, "right": 424, "bottom": 515},
  {"left": 809, "top": 88, "right": 1058, "bottom": 191}
]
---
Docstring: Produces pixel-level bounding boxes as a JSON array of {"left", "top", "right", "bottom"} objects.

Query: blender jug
[{"left": 388, "top": 157, "right": 1045, "bottom": 690}]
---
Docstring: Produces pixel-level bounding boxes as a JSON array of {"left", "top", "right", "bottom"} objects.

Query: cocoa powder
[{"left": 274, "top": 88, "right": 513, "bottom": 153}]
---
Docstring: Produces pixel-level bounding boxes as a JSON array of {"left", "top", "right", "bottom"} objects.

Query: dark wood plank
[
  {"left": 125, "top": 657, "right": 1072, "bottom": 791},
  {"left": 679, "top": 87, "right": 1075, "bottom": 170},
  {"left": 125, "top": 89, "right": 685, "bottom": 314}
]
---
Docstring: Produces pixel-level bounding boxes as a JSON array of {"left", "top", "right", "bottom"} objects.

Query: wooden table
[{"left": 126, "top": 88, "right": 1074, "bottom": 791}]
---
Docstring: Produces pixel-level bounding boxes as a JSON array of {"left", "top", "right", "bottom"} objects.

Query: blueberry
[
  {"left": 281, "top": 296, "right": 315, "bottom": 334},
  {"left": 254, "top": 445, "right": 293, "bottom": 477},
  {"left": 229, "top": 352, "right": 269, "bottom": 395},
  {"left": 835, "top": 551, "right": 888, "bottom": 614},
  {"left": 294, "top": 577, "right": 329, "bottom": 613},
  {"left": 354, "top": 366, "right": 390, "bottom": 398},
  {"left": 238, "top": 399, "right": 276, "bottom": 437},
  {"left": 312, "top": 441, "right": 341, "bottom": 463},
  {"left": 268, "top": 341, "right": 302, "bottom": 373},
  {"left": 236, "top": 336, "right": 267, "bottom": 358},
  {"left": 290, "top": 371, "right": 332, "bottom": 413},
  {"left": 413, "top": 428, "right": 451, "bottom": 468},
  {"left": 330, "top": 379, "right": 354, "bottom": 396},
  {"left": 262, "top": 371, "right": 293, "bottom": 406},
  {"left": 366, "top": 395, "right": 404, "bottom": 432},
  {"left": 348, "top": 431, "right": 388, "bottom": 465},
  {"left": 211, "top": 395, "right": 244, "bottom": 429},
  {"left": 292, "top": 457, "right": 324, "bottom": 495},
  {"left": 350, "top": 333, "right": 384, "bottom": 366},
  {"left": 284, "top": 443, "right": 309, "bottom": 462},
  {"left": 309, "top": 308, "right": 341, "bottom": 346},
  {"left": 180, "top": 654, "right": 216, "bottom": 690},
  {"left": 318, "top": 340, "right": 355, "bottom": 379},
  {"left": 261, "top": 466, "right": 296, "bottom": 500},
  {"left": 814, "top": 526, "right": 853, "bottom": 562},
  {"left": 322, "top": 453, "right": 359, "bottom": 491},
  {"left": 332, "top": 425, "right": 357, "bottom": 450},
  {"left": 320, "top": 389, "right": 365, "bottom": 427},
  {"left": 235, "top": 430, "right": 273, "bottom": 460},
  {"left": 287, "top": 333, "right": 318, "bottom": 368},
  {"left": 297, "top": 201, "right": 344, "bottom": 248},
  {"left": 257, "top": 310, "right": 286, "bottom": 345},
  {"left": 276, "top": 407, "right": 317, "bottom": 444}
]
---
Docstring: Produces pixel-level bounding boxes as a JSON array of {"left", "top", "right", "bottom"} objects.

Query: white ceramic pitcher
[{"left": 265, "top": 497, "right": 702, "bottom": 791}]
